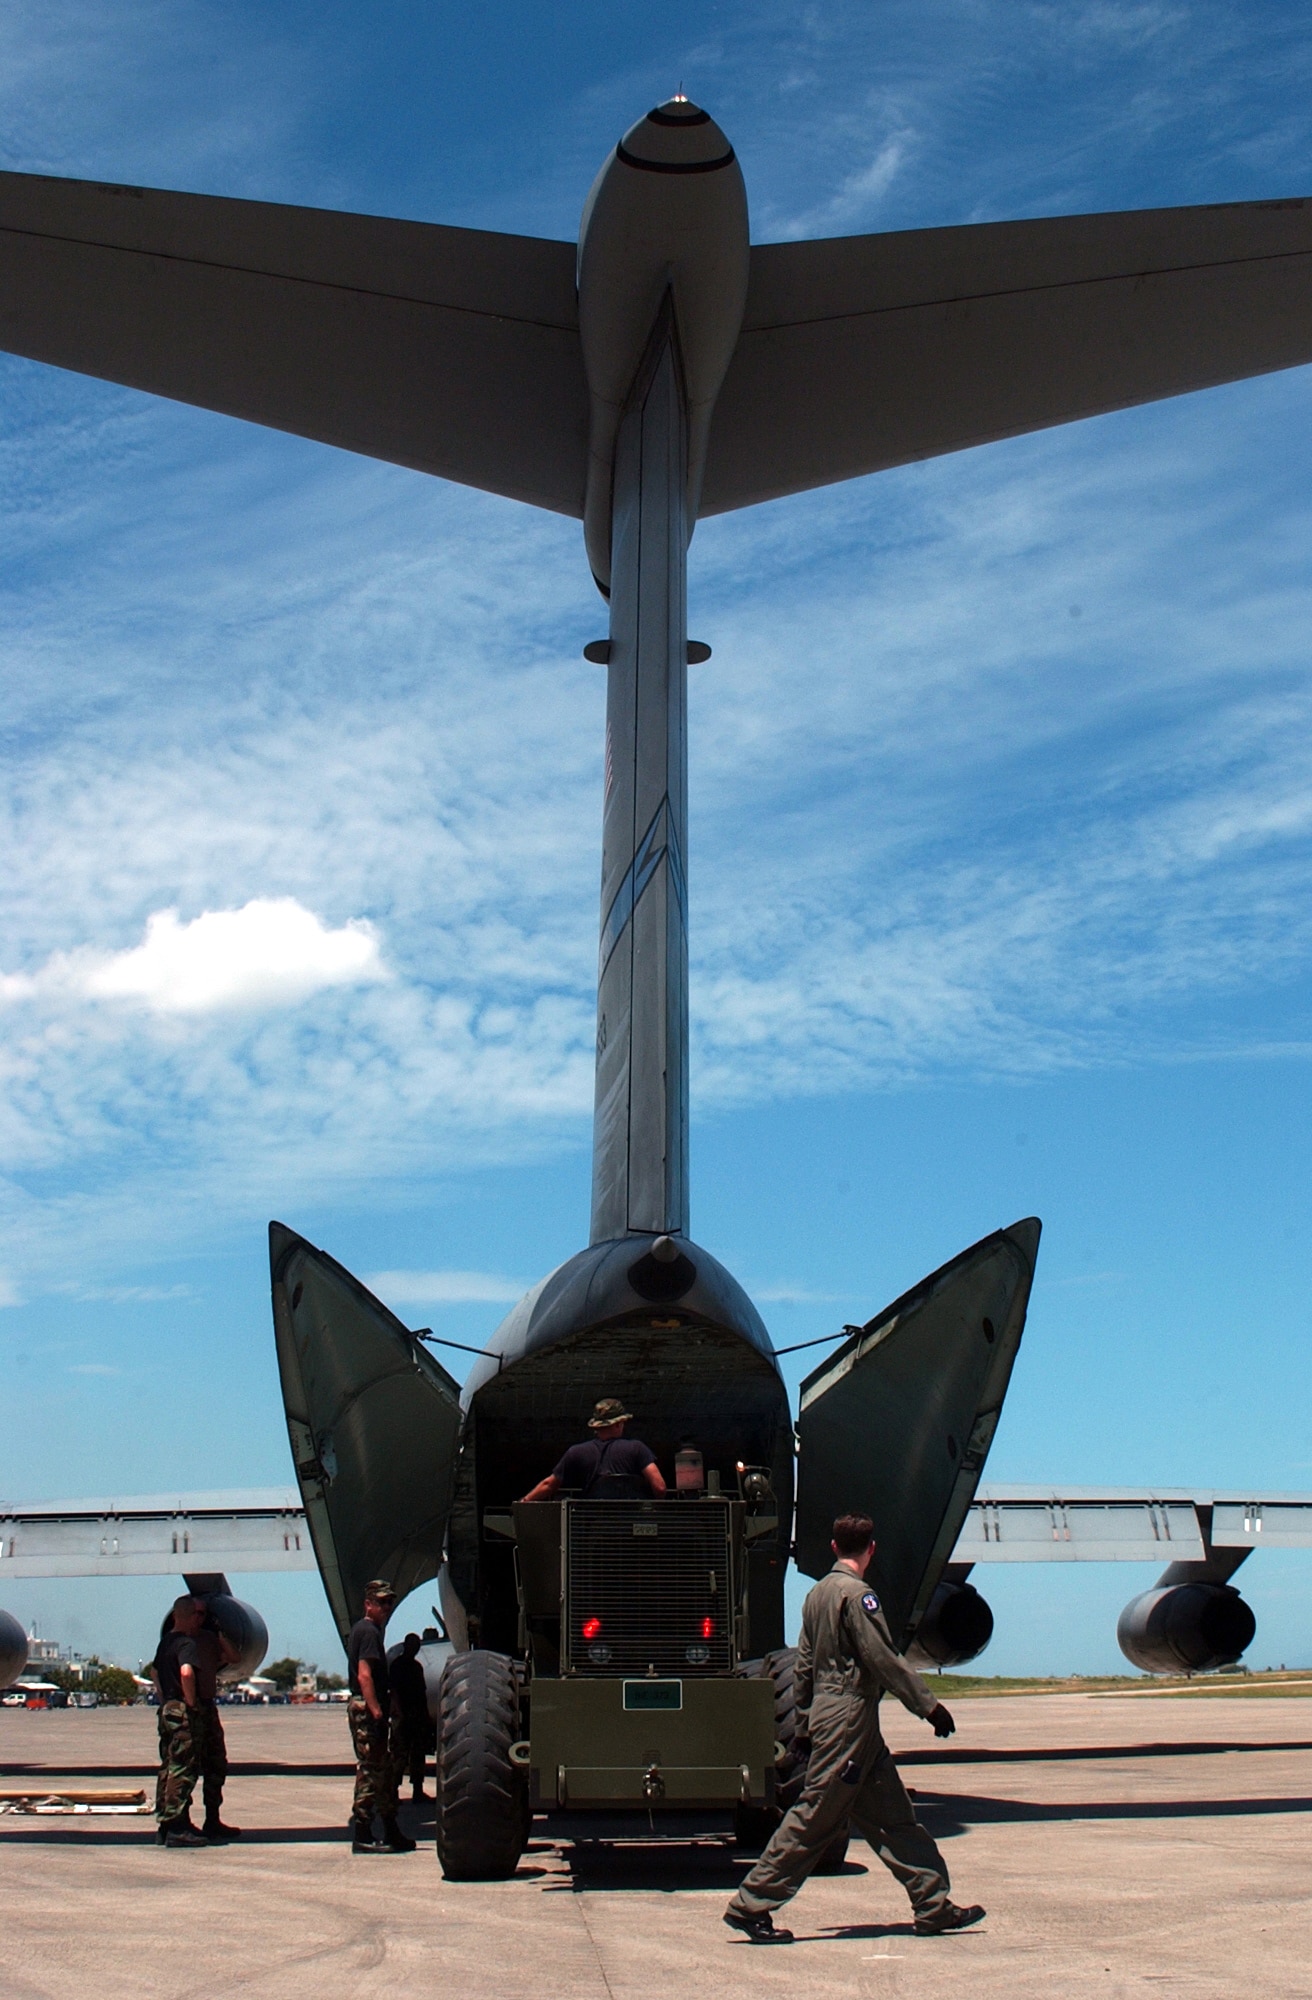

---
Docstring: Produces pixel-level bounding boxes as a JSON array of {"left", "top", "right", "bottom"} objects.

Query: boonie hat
[
  {"left": 364, "top": 1578, "right": 398, "bottom": 1603},
  {"left": 588, "top": 1397, "right": 634, "bottom": 1428}
]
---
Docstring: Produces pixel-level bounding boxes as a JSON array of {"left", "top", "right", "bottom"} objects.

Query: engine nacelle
[
  {"left": 906, "top": 1581, "right": 995, "bottom": 1670},
  {"left": 205, "top": 1596, "right": 269, "bottom": 1682},
  {"left": 1117, "top": 1583, "right": 1256, "bottom": 1675},
  {"left": 0, "top": 1609, "right": 28, "bottom": 1689}
]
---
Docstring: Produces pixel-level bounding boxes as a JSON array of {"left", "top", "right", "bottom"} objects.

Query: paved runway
[{"left": 1, "top": 1692, "right": 1308, "bottom": 1999}]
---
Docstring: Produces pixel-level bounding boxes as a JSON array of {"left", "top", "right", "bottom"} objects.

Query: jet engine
[
  {"left": 1117, "top": 1583, "right": 1256, "bottom": 1675},
  {"left": 906, "top": 1580, "right": 995, "bottom": 1670},
  {"left": 0, "top": 1609, "right": 28, "bottom": 1689},
  {"left": 204, "top": 1596, "right": 270, "bottom": 1682}
]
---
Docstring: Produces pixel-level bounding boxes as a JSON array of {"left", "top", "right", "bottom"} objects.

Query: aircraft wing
[
  {"left": 0, "top": 1489, "right": 314, "bottom": 1577},
  {"left": 0, "top": 171, "right": 588, "bottom": 515},
  {"left": 2, "top": 1483, "right": 1307, "bottom": 1584},
  {"left": 951, "top": 1487, "right": 1312, "bottom": 1564},
  {"left": 701, "top": 199, "right": 1312, "bottom": 514}
]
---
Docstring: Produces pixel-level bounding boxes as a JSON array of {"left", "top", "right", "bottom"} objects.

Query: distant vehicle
[{"left": 9, "top": 1680, "right": 69, "bottom": 1709}]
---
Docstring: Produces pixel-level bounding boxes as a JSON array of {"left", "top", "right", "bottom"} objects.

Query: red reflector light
[
  {"left": 581, "top": 1616, "right": 603, "bottom": 1641},
  {"left": 701, "top": 1616, "right": 716, "bottom": 1640}
]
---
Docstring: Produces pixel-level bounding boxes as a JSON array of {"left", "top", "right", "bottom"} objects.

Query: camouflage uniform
[
  {"left": 194, "top": 1703, "right": 228, "bottom": 1818},
  {"left": 348, "top": 1696, "right": 399, "bottom": 1823},
  {"left": 155, "top": 1700, "right": 200, "bottom": 1826},
  {"left": 727, "top": 1564, "right": 953, "bottom": 1925}
]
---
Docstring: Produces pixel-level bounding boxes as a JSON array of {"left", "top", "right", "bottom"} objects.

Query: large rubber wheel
[
  {"left": 734, "top": 1648, "right": 848, "bottom": 1873},
  {"left": 436, "top": 1650, "right": 529, "bottom": 1880}
]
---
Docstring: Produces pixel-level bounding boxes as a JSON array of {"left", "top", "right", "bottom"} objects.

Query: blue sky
[{"left": 2, "top": 0, "right": 1312, "bottom": 1675}]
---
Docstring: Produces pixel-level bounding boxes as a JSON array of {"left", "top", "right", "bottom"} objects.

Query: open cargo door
[
  {"left": 270, "top": 1222, "right": 462, "bottom": 1643},
  {"left": 795, "top": 1218, "right": 1040, "bottom": 1650}
]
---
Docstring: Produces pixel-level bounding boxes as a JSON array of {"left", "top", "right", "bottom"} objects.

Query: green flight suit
[{"left": 728, "top": 1563, "right": 953, "bottom": 1923}]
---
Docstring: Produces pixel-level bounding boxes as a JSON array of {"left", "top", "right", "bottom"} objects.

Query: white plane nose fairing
[{"left": 577, "top": 98, "right": 749, "bottom": 591}]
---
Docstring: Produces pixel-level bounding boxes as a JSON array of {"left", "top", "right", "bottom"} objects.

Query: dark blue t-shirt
[
  {"left": 153, "top": 1630, "right": 199, "bottom": 1704},
  {"left": 347, "top": 1617, "right": 388, "bottom": 1700},
  {"left": 552, "top": 1436, "right": 656, "bottom": 1498}
]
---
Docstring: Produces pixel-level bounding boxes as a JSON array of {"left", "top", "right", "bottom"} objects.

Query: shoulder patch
[{"left": 861, "top": 1591, "right": 880, "bottom": 1616}]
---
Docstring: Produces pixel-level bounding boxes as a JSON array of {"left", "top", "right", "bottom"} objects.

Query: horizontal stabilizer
[
  {"left": 0, "top": 171, "right": 588, "bottom": 516},
  {"left": 270, "top": 1222, "right": 461, "bottom": 1642},
  {"left": 703, "top": 200, "right": 1312, "bottom": 514}
]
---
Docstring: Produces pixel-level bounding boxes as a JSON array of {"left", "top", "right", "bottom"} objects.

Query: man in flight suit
[{"left": 724, "top": 1512, "right": 985, "bottom": 1942}]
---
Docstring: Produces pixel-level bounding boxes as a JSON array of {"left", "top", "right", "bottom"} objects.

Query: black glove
[{"left": 928, "top": 1702, "right": 955, "bottom": 1738}]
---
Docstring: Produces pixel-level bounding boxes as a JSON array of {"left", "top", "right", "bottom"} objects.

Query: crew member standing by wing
[
  {"left": 193, "top": 1606, "right": 241, "bottom": 1842},
  {"left": 346, "top": 1580, "right": 414, "bottom": 1855},
  {"left": 723, "top": 1512, "right": 984, "bottom": 1943},
  {"left": 520, "top": 1398, "right": 667, "bottom": 1500},
  {"left": 388, "top": 1632, "right": 432, "bottom": 1804},
  {"left": 151, "top": 1594, "right": 209, "bottom": 1848}
]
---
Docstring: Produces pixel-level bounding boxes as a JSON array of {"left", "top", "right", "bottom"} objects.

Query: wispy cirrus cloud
[
  {"left": 777, "top": 126, "right": 915, "bottom": 238},
  {"left": 5, "top": 0, "right": 1312, "bottom": 1317},
  {"left": 6, "top": 365, "right": 1312, "bottom": 1293},
  {"left": 365, "top": 1269, "right": 528, "bottom": 1307}
]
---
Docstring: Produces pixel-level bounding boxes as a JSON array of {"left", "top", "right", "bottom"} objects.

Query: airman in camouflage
[
  {"left": 151, "top": 1595, "right": 209, "bottom": 1847},
  {"left": 345, "top": 1580, "right": 413, "bottom": 1853}
]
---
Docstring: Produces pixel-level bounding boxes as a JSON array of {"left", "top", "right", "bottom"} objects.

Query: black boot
[
  {"left": 159, "top": 1816, "right": 208, "bottom": 1849},
  {"left": 914, "top": 1903, "right": 986, "bottom": 1936},
  {"left": 723, "top": 1908, "right": 793, "bottom": 1943},
  {"left": 351, "top": 1817, "right": 387, "bottom": 1854},
  {"left": 381, "top": 1815, "right": 416, "bottom": 1852},
  {"left": 202, "top": 1816, "right": 241, "bottom": 1841}
]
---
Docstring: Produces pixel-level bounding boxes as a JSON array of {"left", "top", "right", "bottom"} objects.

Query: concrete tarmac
[{"left": 0, "top": 1692, "right": 1308, "bottom": 2000}]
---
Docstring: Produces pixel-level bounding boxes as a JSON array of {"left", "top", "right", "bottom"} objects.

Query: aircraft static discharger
[{"left": 4, "top": 95, "right": 1312, "bottom": 1873}]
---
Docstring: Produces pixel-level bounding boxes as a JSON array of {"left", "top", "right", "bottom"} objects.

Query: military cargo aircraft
[{"left": 3, "top": 98, "right": 1312, "bottom": 1870}]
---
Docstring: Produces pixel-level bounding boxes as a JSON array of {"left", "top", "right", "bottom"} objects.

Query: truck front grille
[{"left": 563, "top": 1499, "right": 734, "bottom": 1676}]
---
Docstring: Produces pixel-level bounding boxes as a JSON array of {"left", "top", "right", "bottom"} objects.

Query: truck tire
[
  {"left": 734, "top": 1647, "right": 848, "bottom": 1873},
  {"left": 436, "top": 1649, "right": 529, "bottom": 1880}
]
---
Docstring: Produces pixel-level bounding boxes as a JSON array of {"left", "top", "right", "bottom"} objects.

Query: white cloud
[
  {"left": 2, "top": 898, "right": 386, "bottom": 1015},
  {"left": 366, "top": 1269, "right": 528, "bottom": 1307},
  {"left": 0, "top": 1276, "right": 21, "bottom": 1308},
  {"left": 52, "top": 1283, "right": 193, "bottom": 1303},
  {"left": 752, "top": 1285, "right": 847, "bottom": 1304}
]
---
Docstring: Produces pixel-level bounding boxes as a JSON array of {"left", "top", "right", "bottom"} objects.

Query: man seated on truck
[{"left": 520, "top": 1397, "right": 667, "bottom": 1501}]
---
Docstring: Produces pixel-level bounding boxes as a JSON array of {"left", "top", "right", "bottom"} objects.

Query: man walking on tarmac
[
  {"left": 346, "top": 1580, "right": 415, "bottom": 1855},
  {"left": 723, "top": 1513, "right": 985, "bottom": 1942}
]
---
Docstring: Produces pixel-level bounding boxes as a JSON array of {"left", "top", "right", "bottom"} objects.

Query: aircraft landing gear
[{"left": 436, "top": 1650, "right": 530, "bottom": 1880}]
